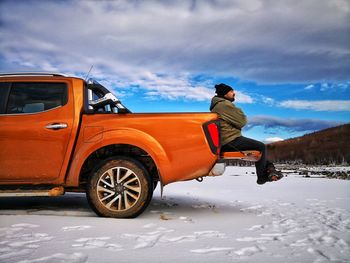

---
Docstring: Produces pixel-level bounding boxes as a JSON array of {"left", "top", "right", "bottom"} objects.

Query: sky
[{"left": 0, "top": 0, "right": 349, "bottom": 142}]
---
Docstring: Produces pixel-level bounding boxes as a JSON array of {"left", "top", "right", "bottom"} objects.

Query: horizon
[
  {"left": 1, "top": 0, "right": 349, "bottom": 142},
  {"left": 266, "top": 122, "right": 350, "bottom": 144}
]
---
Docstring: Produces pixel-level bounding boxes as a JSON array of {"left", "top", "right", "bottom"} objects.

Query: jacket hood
[{"left": 210, "top": 96, "right": 226, "bottom": 111}]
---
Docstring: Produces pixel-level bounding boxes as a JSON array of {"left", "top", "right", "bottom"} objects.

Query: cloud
[
  {"left": 246, "top": 115, "right": 344, "bottom": 132},
  {"left": 320, "top": 82, "right": 350, "bottom": 92},
  {"left": 260, "top": 96, "right": 275, "bottom": 106},
  {"left": 136, "top": 73, "right": 214, "bottom": 101},
  {"left": 321, "top": 83, "right": 331, "bottom": 92},
  {"left": 303, "top": 82, "right": 350, "bottom": 92},
  {"left": 265, "top": 137, "right": 284, "bottom": 143},
  {"left": 96, "top": 71, "right": 253, "bottom": 102},
  {"left": 279, "top": 100, "right": 350, "bottom": 112},
  {"left": 304, "top": 84, "right": 315, "bottom": 90},
  {"left": 0, "top": 0, "right": 349, "bottom": 84}
]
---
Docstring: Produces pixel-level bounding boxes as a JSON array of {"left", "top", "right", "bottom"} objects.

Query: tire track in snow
[
  {"left": 121, "top": 226, "right": 227, "bottom": 249},
  {"left": 235, "top": 200, "right": 350, "bottom": 262},
  {"left": 0, "top": 224, "right": 54, "bottom": 262},
  {"left": 0, "top": 224, "right": 92, "bottom": 263},
  {"left": 188, "top": 198, "right": 350, "bottom": 262}
]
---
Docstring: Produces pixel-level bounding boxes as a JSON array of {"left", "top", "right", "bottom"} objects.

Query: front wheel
[{"left": 86, "top": 157, "right": 153, "bottom": 218}]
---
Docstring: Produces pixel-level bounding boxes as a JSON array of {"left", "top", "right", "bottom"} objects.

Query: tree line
[{"left": 266, "top": 124, "right": 350, "bottom": 165}]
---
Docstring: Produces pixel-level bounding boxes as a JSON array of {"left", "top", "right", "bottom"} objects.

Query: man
[{"left": 210, "top": 83, "right": 283, "bottom": 185}]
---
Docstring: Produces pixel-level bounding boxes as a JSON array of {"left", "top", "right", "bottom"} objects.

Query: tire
[{"left": 86, "top": 157, "right": 153, "bottom": 218}]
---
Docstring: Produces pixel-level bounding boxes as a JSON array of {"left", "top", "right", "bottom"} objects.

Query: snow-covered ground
[{"left": 1, "top": 166, "right": 349, "bottom": 263}]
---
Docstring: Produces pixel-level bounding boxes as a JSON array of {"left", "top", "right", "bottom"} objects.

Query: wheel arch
[
  {"left": 65, "top": 128, "right": 168, "bottom": 188},
  {"left": 78, "top": 144, "right": 160, "bottom": 189}
]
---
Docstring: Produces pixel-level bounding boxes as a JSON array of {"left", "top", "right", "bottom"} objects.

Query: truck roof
[{"left": 0, "top": 72, "right": 69, "bottom": 77}]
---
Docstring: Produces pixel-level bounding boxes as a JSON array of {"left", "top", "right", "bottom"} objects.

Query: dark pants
[{"left": 222, "top": 136, "right": 269, "bottom": 182}]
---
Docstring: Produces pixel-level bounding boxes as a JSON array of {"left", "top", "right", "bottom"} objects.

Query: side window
[
  {"left": 0, "top": 82, "right": 11, "bottom": 114},
  {"left": 6, "top": 82, "right": 68, "bottom": 114}
]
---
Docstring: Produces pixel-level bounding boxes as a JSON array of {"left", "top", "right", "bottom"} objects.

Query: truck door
[{"left": 0, "top": 81, "right": 74, "bottom": 183}]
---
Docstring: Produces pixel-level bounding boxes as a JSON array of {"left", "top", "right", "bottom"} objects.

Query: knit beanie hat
[{"left": 215, "top": 83, "right": 233, "bottom": 96}]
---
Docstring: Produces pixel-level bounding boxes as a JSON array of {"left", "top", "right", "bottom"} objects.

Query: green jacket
[{"left": 210, "top": 96, "right": 247, "bottom": 146}]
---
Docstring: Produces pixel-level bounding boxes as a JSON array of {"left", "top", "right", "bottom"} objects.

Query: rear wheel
[{"left": 87, "top": 157, "right": 153, "bottom": 218}]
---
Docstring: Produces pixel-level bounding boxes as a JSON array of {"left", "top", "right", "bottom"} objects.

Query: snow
[{"left": 0, "top": 166, "right": 349, "bottom": 263}]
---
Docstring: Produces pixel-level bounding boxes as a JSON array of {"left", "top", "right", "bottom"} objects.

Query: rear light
[
  {"left": 208, "top": 123, "right": 219, "bottom": 148},
  {"left": 203, "top": 121, "right": 221, "bottom": 155}
]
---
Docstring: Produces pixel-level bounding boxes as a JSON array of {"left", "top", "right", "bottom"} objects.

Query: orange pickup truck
[{"left": 0, "top": 73, "right": 260, "bottom": 218}]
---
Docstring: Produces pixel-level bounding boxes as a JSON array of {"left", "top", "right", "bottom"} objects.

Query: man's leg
[{"left": 222, "top": 136, "right": 268, "bottom": 183}]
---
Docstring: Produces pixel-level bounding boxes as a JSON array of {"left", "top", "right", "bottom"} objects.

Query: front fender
[{"left": 65, "top": 128, "right": 169, "bottom": 186}]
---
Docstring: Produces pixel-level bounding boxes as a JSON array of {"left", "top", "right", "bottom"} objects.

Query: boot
[{"left": 266, "top": 162, "right": 284, "bottom": 182}]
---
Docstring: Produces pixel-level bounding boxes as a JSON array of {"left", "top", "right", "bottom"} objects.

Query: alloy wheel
[{"left": 97, "top": 166, "right": 141, "bottom": 211}]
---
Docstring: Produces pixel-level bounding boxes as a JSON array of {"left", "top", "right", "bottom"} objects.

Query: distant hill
[{"left": 266, "top": 124, "right": 350, "bottom": 165}]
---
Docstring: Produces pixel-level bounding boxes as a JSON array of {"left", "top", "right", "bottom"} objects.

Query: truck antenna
[{"left": 84, "top": 65, "right": 94, "bottom": 81}]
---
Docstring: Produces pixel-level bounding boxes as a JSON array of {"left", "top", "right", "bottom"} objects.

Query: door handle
[{"left": 45, "top": 123, "right": 68, "bottom": 130}]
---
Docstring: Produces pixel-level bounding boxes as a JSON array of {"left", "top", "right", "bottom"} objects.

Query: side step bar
[{"left": 0, "top": 186, "right": 65, "bottom": 197}]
